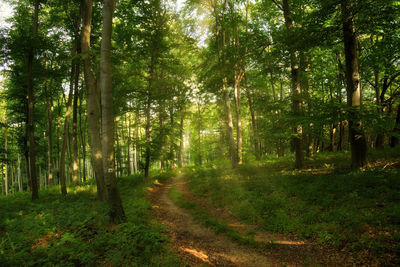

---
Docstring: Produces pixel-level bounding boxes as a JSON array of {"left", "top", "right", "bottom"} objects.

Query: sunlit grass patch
[{"left": 184, "top": 151, "right": 400, "bottom": 265}]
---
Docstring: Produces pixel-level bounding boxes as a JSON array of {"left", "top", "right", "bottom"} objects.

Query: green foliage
[
  {"left": 0, "top": 173, "right": 182, "bottom": 266},
  {"left": 185, "top": 151, "right": 400, "bottom": 263},
  {"left": 169, "top": 177, "right": 264, "bottom": 250}
]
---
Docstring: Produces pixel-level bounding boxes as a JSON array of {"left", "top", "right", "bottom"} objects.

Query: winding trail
[{"left": 147, "top": 174, "right": 362, "bottom": 266}]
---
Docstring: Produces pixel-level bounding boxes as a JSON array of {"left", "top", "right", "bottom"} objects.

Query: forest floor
[{"left": 148, "top": 173, "right": 362, "bottom": 266}]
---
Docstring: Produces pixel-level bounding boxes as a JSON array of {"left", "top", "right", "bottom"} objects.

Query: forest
[{"left": 0, "top": 0, "right": 399, "bottom": 266}]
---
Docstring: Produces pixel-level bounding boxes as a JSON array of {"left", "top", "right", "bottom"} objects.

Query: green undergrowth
[
  {"left": 0, "top": 171, "right": 182, "bottom": 266},
  {"left": 184, "top": 150, "right": 400, "bottom": 265},
  {"left": 168, "top": 178, "right": 271, "bottom": 250}
]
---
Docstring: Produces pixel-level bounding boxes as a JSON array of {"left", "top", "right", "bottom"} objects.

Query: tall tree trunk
[
  {"left": 223, "top": 80, "right": 238, "bottom": 168},
  {"left": 234, "top": 77, "right": 243, "bottom": 165},
  {"left": 27, "top": 0, "right": 40, "bottom": 200},
  {"left": 341, "top": 0, "right": 367, "bottom": 168},
  {"left": 60, "top": 61, "right": 76, "bottom": 195},
  {"left": 45, "top": 79, "right": 54, "bottom": 186},
  {"left": 245, "top": 83, "right": 260, "bottom": 160},
  {"left": 159, "top": 107, "right": 165, "bottom": 171},
  {"left": 81, "top": 0, "right": 106, "bottom": 200},
  {"left": 169, "top": 107, "right": 176, "bottom": 169},
  {"left": 100, "top": 0, "right": 126, "bottom": 223},
  {"left": 72, "top": 61, "right": 80, "bottom": 184},
  {"left": 4, "top": 129, "right": 8, "bottom": 195},
  {"left": 178, "top": 109, "right": 184, "bottom": 168},
  {"left": 197, "top": 103, "right": 202, "bottom": 165},
  {"left": 374, "top": 68, "right": 384, "bottom": 148},
  {"left": 281, "top": 0, "right": 304, "bottom": 169},
  {"left": 390, "top": 103, "right": 400, "bottom": 147},
  {"left": 17, "top": 154, "right": 22, "bottom": 192},
  {"left": 60, "top": 13, "right": 81, "bottom": 195},
  {"left": 79, "top": 86, "right": 87, "bottom": 182},
  {"left": 126, "top": 114, "right": 131, "bottom": 175},
  {"left": 144, "top": 47, "right": 156, "bottom": 178}
]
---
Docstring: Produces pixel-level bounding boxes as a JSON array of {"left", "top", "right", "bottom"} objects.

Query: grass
[
  {"left": 0, "top": 171, "right": 182, "bottom": 266},
  {"left": 168, "top": 177, "right": 266, "bottom": 250},
  {"left": 184, "top": 149, "right": 400, "bottom": 265}
]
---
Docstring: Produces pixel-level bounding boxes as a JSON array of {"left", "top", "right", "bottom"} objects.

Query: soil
[{"left": 148, "top": 174, "right": 377, "bottom": 266}]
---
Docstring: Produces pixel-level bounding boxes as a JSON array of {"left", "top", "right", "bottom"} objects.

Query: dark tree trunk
[
  {"left": 45, "top": 79, "right": 54, "bottom": 186},
  {"left": 72, "top": 53, "right": 80, "bottom": 184},
  {"left": 390, "top": 103, "right": 400, "bottom": 147},
  {"left": 27, "top": 0, "right": 40, "bottom": 200},
  {"left": 79, "top": 86, "right": 87, "bottom": 182},
  {"left": 100, "top": 0, "right": 126, "bottom": 223},
  {"left": 282, "top": 0, "right": 304, "bottom": 169},
  {"left": 178, "top": 109, "right": 184, "bottom": 168},
  {"left": 341, "top": 0, "right": 367, "bottom": 168},
  {"left": 144, "top": 47, "right": 156, "bottom": 178}
]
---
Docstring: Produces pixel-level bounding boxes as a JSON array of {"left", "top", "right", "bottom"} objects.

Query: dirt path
[{"left": 148, "top": 174, "right": 362, "bottom": 266}]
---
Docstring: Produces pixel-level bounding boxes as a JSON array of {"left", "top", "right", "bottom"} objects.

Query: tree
[
  {"left": 81, "top": 0, "right": 107, "bottom": 200},
  {"left": 341, "top": 0, "right": 367, "bottom": 168},
  {"left": 100, "top": 0, "right": 126, "bottom": 223}
]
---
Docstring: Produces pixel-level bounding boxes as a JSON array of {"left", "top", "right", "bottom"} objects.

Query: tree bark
[
  {"left": 100, "top": 0, "right": 126, "bottom": 223},
  {"left": 234, "top": 77, "right": 243, "bottom": 165},
  {"left": 18, "top": 154, "right": 22, "bottom": 192},
  {"left": 144, "top": 47, "right": 156, "bottom": 178},
  {"left": 27, "top": 0, "right": 40, "bottom": 200},
  {"left": 223, "top": 80, "right": 238, "bottom": 168},
  {"left": 45, "top": 79, "right": 54, "bottom": 186},
  {"left": 390, "top": 103, "right": 400, "bottom": 147},
  {"left": 341, "top": 0, "right": 367, "bottom": 168},
  {"left": 281, "top": 0, "right": 304, "bottom": 169},
  {"left": 178, "top": 109, "right": 184, "bottom": 168},
  {"left": 60, "top": 59, "right": 76, "bottom": 195},
  {"left": 79, "top": 85, "right": 87, "bottom": 182},
  {"left": 81, "top": 0, "right": 107, "bottom": 200},
  {"left": 197, "top": 103, "right": 202, "bottom": 165},
  {"left": 72, "top": 61, "right": 80, "bottom": 184},
  {"left": 245, "top": 83, "right": 260, "bottom": 160},
  {"left": 4, "top": 129, "right": 8, "bottom": 195}
]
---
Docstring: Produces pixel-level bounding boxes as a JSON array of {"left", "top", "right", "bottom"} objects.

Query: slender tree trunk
[
  {"left": 178, "top": 109, "right": 184, "bottom": 168},
  {"left": 374, "top": 69, "right": 384, "bottom": 148},
  {"left": 4, "top": 129, "right": 8, "bottom": 195},
  {"left": 197, "top": 104, "right": 202, "bottom": 165},
  {"left": 72, "top": 61, "right": 80, "bottom": 184},
  {"left": 60, "top": 61, "right": 76, "bottom": 195},
  {"left": 81, "top": 0, "right": 106, "bottom": 200},
  {"left": 223, "top": 80, "right": 237, "bottom": 168},
  {"left": 79, "top": 86, "right": 87, "bottom": 182},
  {"left": 45, "top": 80, "right": 54, "bottom": 186},
  {"left": 60, "top": 13, "right": 81, "bottom": 195},
  {"left": 341, "top": 0, "right": 367, "bottom": 168},
  {"left": 390, "top": 103, "right": 400, "bottom": 147},
  {"left": 18, "top": 154, "right": 22, "bottom": 192},
  {"left": 100, "top": 0, "right": 125, "bottom": 223},
  {"left": 169, "top": 107, "right": 176, "bottom": 169},
  {"left": 245, "top": 84, "right": 260, "bottom": 160},
  {"left": 24, "top": 138, "right": 31, "bottom": 191},
  {"left": 27, "top": 0, "right": 40, "bottom": 200},
  {"left": 234, "top": 77, "right": 243, "bottom": 165},
  {"left": 126, "top": 114, "right": 131, "bottom": 175},
  {"left": 282, "top": 0, "right": 304, "bottom": 169},
  {"left": 159, "top": 107, "right": 165, "bottom": 171},
  {"left": 144, "top": 47, "right": 156, "bottom": 178}
]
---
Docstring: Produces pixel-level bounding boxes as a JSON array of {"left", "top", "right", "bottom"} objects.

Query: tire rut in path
[{"left": 148, "top": 174, "right": 278, "bottom": 266}]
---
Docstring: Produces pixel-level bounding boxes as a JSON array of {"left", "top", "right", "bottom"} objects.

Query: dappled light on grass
[
  {"left": 31, "top": 232, "right": 61, "bottom": 251},
  {"left": 273, "top": 240, "right": 305, "bottom": 245},
  {"left": 179, "top": 246, "right": 211, "bottom": 263}
]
